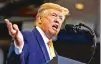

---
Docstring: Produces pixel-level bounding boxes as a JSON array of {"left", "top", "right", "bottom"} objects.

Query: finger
[
  {"left": 5, "top": 19, "right": 10, "bottom": 27},
  {"left": 5, "top": 19, "right": 15, "bottom": 35},
  {"left": 5, "top": 19, "right": 12, "bottom": 32},
  {"left": 5, "top": 19, "right": 12, "bottom": 29}
]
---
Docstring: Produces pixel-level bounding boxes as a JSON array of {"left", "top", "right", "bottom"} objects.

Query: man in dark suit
[{"left": 5, "top": 3, "right": 69, "bottom": 64}]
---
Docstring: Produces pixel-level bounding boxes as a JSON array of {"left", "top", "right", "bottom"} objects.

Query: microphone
[
  {"left": 65, "top": 23, "right": 92, "bottom": 34},
  {"left": 65, "top": 23, "right": 97, "bottom": 64}
]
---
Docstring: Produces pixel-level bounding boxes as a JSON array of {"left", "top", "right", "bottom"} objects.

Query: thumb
[{"left": 13, "top": 24, "right": 19, "bottom": 31}]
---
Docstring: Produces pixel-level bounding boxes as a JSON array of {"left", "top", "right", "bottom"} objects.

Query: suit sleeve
[
  {"left": 14, "top": 40, "right": 24, "bottom": 55},
  {"left": 6, "top": 39, "right": 29, "bottom": 64}
]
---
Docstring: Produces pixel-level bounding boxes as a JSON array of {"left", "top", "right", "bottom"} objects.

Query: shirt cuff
[{"left": 14, "top": 41, "right": 24, "bottom": 55}]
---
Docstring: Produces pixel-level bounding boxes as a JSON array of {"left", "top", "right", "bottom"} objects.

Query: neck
[
  {"left": 45, "top": 33, "right": 53, "bottom": 40},
  {"left": 36, "top": 25, "right": 53, "bottom": 40}
]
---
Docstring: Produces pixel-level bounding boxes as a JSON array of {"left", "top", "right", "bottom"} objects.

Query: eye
[
  {"left": 52, "top": 13, "right": 57, "bottom": 17},
  {"left": 59, "top": 16, "right": 63, "bottom": 20}
]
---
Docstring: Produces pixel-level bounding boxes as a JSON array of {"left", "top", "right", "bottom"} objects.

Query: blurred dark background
[{"left": 0, "top": 0, "right": 100, "bottom": 64}]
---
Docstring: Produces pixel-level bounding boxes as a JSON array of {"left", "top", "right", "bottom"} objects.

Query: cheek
[
  {"left": 42, "top": 16, "right": 53, "bottom": 30},
  {"left": 59, "top": 23, "right": 63, "bottom": 28},
  {"left": 42, "top": 20, "right": 51, "bottom": 30}
]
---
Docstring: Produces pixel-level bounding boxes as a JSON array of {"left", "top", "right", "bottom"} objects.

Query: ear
[{"left": 37, "top": 16, "right": 42, "bottom": 24}]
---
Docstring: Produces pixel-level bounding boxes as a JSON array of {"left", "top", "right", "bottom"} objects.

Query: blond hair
[
  {"left": 35, "top": 3, "right": 69, "bottom": 26},
  {"left": 37, "top": 3, "right": 69, "bottom": 16}
]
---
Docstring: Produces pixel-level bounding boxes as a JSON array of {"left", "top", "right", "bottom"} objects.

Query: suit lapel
[{"left": 32, "top": 28, "right": 50, "bottom": 62}]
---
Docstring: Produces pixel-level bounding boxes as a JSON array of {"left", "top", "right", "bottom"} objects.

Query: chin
[
  {"left": 49, "top": 29, "right": 59, "bottom": 36},
  {"left": 51, "top": 32, "right": 58, "bottom": 37}
]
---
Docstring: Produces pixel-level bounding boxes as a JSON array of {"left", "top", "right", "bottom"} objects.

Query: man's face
[{"left": 39, "top": 9, "right": 65, "bottom": 39}]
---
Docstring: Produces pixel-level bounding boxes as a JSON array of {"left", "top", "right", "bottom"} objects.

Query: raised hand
[{"left": 5, "top": 19, "right": 24, "bottom": 47}]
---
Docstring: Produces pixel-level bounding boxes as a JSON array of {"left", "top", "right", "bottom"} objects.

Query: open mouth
[{"left": 52, "top": 24, "right": 58, "bottom": 31}]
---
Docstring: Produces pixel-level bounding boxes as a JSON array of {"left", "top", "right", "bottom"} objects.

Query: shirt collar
[{"left": 36, "top": 26, "right": 49, "bottom": 44}]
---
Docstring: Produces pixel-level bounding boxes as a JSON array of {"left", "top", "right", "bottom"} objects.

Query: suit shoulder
[
  {"left": 21, "top": 31, "right": 32, "bottom": 35},
  {"left": 22, "top": 30, "right": 35, "bottom": 36},
  {"left": 21, "top": 30, "right": 36, "bottom": 42}
]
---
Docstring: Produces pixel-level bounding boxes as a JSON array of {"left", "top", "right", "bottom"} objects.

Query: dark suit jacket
[{"left": 6, "top": 28, "right": 51, "bottom": 64}]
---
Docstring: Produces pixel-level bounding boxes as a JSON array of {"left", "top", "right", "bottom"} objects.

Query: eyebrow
[{"left": 52, "top": 13, "right": 57, "bottom": 16}]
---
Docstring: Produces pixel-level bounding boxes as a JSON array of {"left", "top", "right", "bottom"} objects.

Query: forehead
[{"left": 45, "top": 9, "right": 65, "bottom": 16}]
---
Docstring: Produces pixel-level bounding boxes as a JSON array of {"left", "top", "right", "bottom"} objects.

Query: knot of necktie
[{"left": 48, "top": 40, "right": 53, "bottom": 47}]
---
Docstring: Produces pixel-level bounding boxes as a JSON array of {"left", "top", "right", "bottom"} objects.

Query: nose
[
  {"left": 54, "top": 18, "right": 60, "bottom": 24},
  {"left": 54, "top": 20, "right": 59, "bottom": 23}
]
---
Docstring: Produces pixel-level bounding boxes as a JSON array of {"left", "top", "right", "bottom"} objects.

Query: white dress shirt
[{"left": 14, "top": 26, "right": 53, "bottom": 60}]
